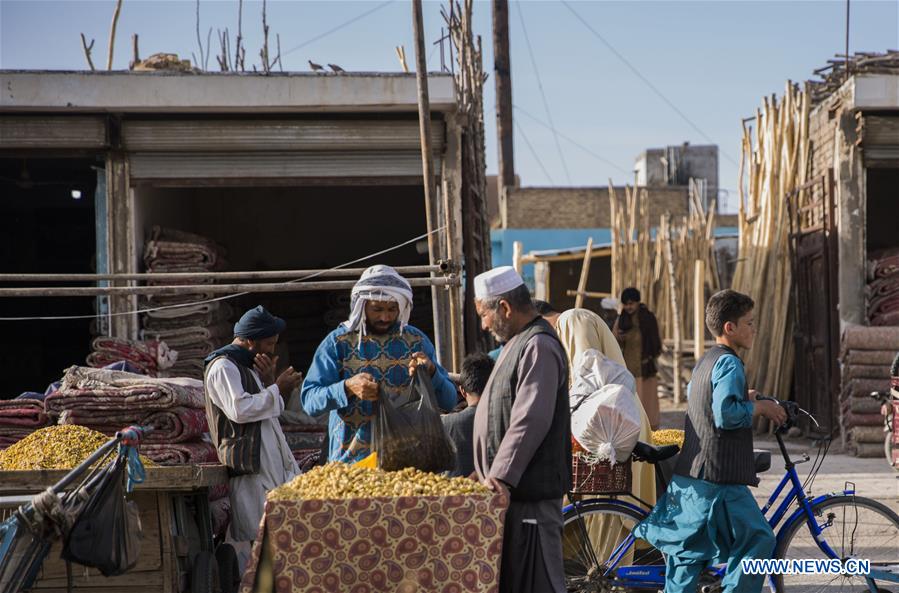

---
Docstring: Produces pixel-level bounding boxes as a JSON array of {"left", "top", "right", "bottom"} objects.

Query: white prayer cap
[
  {"left": 601, "top": 297, "right": 620, "bottom": 310},
  {"left": 474, "top": 266, "right": 525, "bottom": 299}
]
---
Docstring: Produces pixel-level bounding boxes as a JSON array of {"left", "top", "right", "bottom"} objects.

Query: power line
[
  {"left": 516, "top": 2, "right": 571, "bottom": 184},
  {"left": 560, "top": 1, "right": 739, "bottom": 167},
  {"left": 513, "top": 103, "right": 631, "bottom": 176},
  {"left": 282, "top": 1, "right": 394, "bottom": 59},
  {"left": 514, "top": 119, "right": 555, "bottom": 185}
]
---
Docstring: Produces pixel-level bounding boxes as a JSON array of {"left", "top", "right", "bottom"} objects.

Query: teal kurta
[{"left": 633, "top": 353, "right": 775, "bottom": 592}]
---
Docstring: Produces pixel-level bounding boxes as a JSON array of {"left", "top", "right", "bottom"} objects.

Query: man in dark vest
[
  {"left": 634, "top": 290, "right": 786, "bottom": 592},
  {"left": 204, "top": 305, "right": 303, "bottom": 550},
  {"left": 471, "top": 266, "right": 570, "bottom": 593}
]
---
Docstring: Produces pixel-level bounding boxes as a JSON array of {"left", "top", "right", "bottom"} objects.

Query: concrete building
[
  {"left": 635, "top": 143, "right": 719, "bottom": 211},
  {"left": 790, "top": 62, "right": 899, "bottom": 438},
  {"left": 0, "top": 71, "right": 475, "bottom": 394}
]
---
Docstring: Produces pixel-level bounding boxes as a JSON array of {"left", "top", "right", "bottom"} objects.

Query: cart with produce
[
  {"left": 0, "top": 425, "right": 231, "bottom": 593},
  {"left": 239, "top": 463, "right": 508, "bottom": 593}
]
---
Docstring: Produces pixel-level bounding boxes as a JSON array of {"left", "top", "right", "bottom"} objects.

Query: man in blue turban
[
  {"left": 203, "top": 305, "right": 303, "bottom": 547},
  {"left": 301, "top": 265, "right": 458, "bottom": 463}
]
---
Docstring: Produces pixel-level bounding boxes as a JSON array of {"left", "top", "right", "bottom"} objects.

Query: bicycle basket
[{"left": 571, "top": 453, "right": 632, "bottom": 495}]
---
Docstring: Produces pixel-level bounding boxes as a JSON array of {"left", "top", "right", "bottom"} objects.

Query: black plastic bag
[
  {"left": 61, "top": 454, "right": 142, "bottom": 576},
  {"left": 373, "top": 370, "right": 456, "bottom": 473}
]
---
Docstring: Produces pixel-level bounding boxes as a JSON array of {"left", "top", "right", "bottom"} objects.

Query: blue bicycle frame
[{"left": 564, "top": 434, "right": 852, "bottom": 591}]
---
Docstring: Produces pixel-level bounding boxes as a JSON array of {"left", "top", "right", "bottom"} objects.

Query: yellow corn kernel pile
[
  {"left": 269, "top": 462, "right": 490, "bottom": 501},
  {"left": 651, "top": 429, "right": 685, "bottom": 448},
  {"left": 0, "top": 425, "right": 155, "bottom": 471}
]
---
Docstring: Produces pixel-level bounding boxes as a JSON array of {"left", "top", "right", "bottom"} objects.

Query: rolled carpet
[
  {"left": 849, "top": 425, "right": 886, "bottom": 444},
  {"left": 842, "top": 350, "right": 899, "bottom": 366},
  {"left": 844, "top": 364, "right": 893, "bottom": 380},
  {"left": 142, "top": 441, "right": 218, "bottom": 465},
  {"left": 842, "top": 324, "right": 899, "bottom": 353}
]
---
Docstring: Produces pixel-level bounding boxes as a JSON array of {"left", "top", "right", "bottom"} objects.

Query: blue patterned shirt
[{"left": 300, "top": 323, "right": 458, "bottom": 463}]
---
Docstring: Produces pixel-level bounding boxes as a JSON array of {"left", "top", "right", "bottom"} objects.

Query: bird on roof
[
  {"left": 308, "top": 60, "right": 324, "bottom": 72},
  {"left": 328, "top": 63, "right": 345, "bottom": 73}
]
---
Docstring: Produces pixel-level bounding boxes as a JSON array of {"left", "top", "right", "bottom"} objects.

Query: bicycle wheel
[
  {"left": 885, "top": 433, "right": 899, "bottom": 472},
  {"left": 562, "top": 499, "right": 661, "bottom": 592},
  {"left": 774, "top": 495, "right": 899, "bottom": 593}
]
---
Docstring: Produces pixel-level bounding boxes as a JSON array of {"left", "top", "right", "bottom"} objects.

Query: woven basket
[{"left": 571, "top": 454, "right": 632, "bottom": 494}]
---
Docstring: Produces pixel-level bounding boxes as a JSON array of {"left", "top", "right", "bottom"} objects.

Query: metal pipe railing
[
  {"left": 0, "top": 276, "right": 459, "bottom": 298},
  {"left": 0, "top": 263, "right": 453, "bottom": 284}
]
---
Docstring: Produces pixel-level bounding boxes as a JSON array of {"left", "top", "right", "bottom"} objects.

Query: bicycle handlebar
[{"left": 754, "top": 395, "right": 813, "bottom": 433}]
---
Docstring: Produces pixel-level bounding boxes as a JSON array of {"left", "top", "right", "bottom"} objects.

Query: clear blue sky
[{"left": 2, "top": 0, "right": 896, "bottom": 210}]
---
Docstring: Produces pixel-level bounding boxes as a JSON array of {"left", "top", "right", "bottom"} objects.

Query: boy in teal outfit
[{"left": 634, "top": 290, "right": 787, "bottom": 592}]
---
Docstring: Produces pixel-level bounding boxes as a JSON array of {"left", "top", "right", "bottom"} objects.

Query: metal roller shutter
[
  {"left": 0, "top": 116, "right": 106, "bottom": 149},
  {"left": 861, "top": 114, "right": 899, "bottom": 167},
  {"left": 121, "top": 119, "right": 445, "bottom": 152},
  {"left": 128, "top": 150, "right": 441, "bottom": 181}
]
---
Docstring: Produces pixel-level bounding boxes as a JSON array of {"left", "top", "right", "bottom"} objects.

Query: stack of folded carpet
[
  {"left": 0, "top": 394, "right": 50, "bottom": 450},
  {"left": 86, "top": 336, "right": 178, "bottom": 377},
  {"left": 140, "top": 226, "right": 234, "bottom": 379},
  {"left": 868, "top": 248, "right": 899, "bottom": 327},
  {"left": 839, "top": 324, "right": 899, "bottom": 456},
  {"left": 46, "top": 366, "right": 217, "bottom": 465}
]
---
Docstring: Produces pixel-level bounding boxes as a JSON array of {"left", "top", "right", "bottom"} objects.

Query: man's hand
[
  {"left": 345, "top": 373, "right": 380, "bottom": 401},
  {"left": 408, "top": 352, "right": 436, "bottom": 377},
  {"left": 754, "top": 399, "right": 787, "bottom": 427},
  {"left": 254, "top": 354, "right": 279, "bottom": 387},
  {"left": 483, "top": 477, "right": 510, "bottom": 505},
  {"left": 275, "top": 366, "right": 302, "bottom": 396}
]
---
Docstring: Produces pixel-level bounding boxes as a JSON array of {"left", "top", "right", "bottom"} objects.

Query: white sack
[
  {"left": 571, "top": 349, "right": 637, "bottom": 396},
  {"left": 571, "top": 384, "right": 642, "bottom": 464},
  {"left": 570, "top": 349, "right": 641, "bottom": 464}
]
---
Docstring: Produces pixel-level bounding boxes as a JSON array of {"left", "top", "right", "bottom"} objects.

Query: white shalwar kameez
[{"left": 205, "top": 358, "right": 299, "bottom": 542}]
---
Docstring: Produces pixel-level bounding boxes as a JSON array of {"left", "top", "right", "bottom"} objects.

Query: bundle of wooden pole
[
  {"left": 732, "top": 83, "right": 810, "bottom": 423},
  {"left": 608, "top": 182, "right": 720, "bottom": 402}
]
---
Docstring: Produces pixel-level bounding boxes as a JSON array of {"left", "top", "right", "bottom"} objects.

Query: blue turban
[{"left": 233, "top": 305, "right": 286, "bottom": 340}]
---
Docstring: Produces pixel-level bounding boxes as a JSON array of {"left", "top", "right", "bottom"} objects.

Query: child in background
[{"left": 441, "top": 353, "right": 495, "bottom": 477}]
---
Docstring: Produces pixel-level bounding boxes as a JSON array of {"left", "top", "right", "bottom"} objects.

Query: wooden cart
[{"left": 0, "top": 464, "right": 230, "bottom": 593}]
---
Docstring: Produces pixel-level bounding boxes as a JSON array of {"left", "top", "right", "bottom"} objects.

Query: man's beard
[
  {"left": 491, "top": 315, "right": 515, "bottom": 342},
  {"left": 367, "top": 321, "right": 394, "bottom": 335}
]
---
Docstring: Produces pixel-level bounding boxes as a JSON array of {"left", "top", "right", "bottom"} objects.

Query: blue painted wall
[{"left": 491, "top": 227, "right": 738, "bottom": 288}]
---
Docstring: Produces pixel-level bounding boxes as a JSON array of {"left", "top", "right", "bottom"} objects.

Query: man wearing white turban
[{"left": 301, "top": 265, "right": 458, "bottom": 463}]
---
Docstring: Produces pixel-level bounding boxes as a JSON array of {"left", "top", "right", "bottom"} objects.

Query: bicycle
[
  {"left": 562, "top": 397, "right": 899, "bottom": 593},
  {"left": 869, "top": 353, "right": 899, "bottom": 471}
]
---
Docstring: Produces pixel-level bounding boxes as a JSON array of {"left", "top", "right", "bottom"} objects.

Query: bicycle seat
[
  {"left": 632, "top": 441, "right": 680, "bottom": 464},
  {"left": 754, "top": 449, "right": 771, "bottom": 473}
]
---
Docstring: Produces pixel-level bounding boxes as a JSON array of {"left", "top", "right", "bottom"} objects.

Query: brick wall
[{"left": 503, "top": 186, "right": 690, "bottom": 229}]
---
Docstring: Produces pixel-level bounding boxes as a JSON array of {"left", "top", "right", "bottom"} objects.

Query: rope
[
  {"left": 28, "top": 488, "right": 78, "bottom": 537},
  {"left": 116, "top": 426, "right": 147, "bottom": 493},
  {"left": 0, "top": 226, "right": 446, "bottom": 322}
]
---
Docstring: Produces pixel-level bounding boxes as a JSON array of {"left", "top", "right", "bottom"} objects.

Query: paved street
[{"left": 660, "top": 402, "right": 899, "bottom": 512}]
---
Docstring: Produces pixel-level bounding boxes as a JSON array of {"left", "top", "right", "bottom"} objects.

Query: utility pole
[
  {"left": 492, "top": 0, "right": 515, "bottom": 195},
  {"left": 411, "top": 0, "right": 450, "bottom": 365}
]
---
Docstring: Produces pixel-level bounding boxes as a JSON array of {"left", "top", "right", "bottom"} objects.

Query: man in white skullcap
[
  {"left": 301, "top": 265, "right": 458, "bottom": 463},
  {"left": 471, "top": 266, "right": 570, "bottom": 593}
]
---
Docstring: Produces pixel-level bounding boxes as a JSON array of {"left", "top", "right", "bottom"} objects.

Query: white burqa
[{"left": 205, "top": 358, "right": 299, "bottom": 542}]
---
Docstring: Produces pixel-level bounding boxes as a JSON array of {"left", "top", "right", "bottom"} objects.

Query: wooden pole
[
  {"left": 574, "top": 237, "right": 594, "bottom": 309},
  {"left": 492, "top": 0, "right": 515, "bottom": 192},
  {"left": 412, "top": 0, "right": 449, "bottom": 365},
  {"left": 694, "top": 259, "right": 706, "bottom": 360},
  {"left": 106, "top": 0, "right": 123, "bottom": 70},
  {"left": 512, "top": 241, "right": 524, "bottom": 275},
  {"left": 0, "top": 277, "right": 458, "bottom": 298},
  {"left": 662, "top": 218, "right": 683, "bottom": 404}
]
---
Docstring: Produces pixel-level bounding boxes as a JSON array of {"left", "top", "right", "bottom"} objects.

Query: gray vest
[
  {"left": 674, "top": 345, "right": 757, "bottom": 486},
  {"left": 204, "top": 356, "right": 263, "bottom": 477},
  {"left": 485, "top": 317, "right": 571, "bottom": 501}
]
